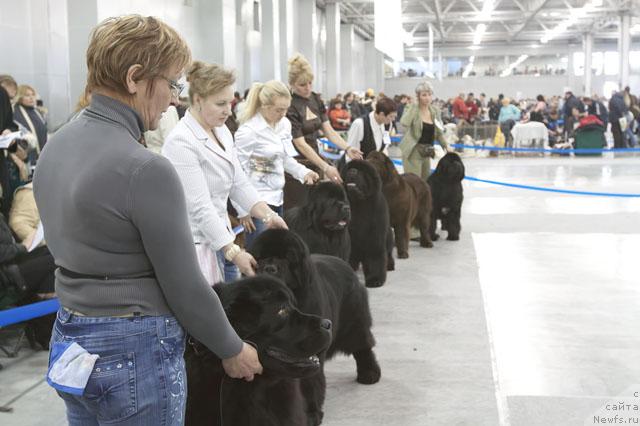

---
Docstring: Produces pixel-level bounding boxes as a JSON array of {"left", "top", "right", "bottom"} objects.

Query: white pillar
[
  {"left": 198, "top": 0, "right": 236, "bottom": 67},
  {"left": 428, "top": 24, "right": 434, "bottom": 72},
  {"left": 438, "top": 52, "right": 443, "bottom": 81},
  {"left": 620, "top": 13, "right": 630, "bottom": 89},
  {"left": 296, "top": 0, "right": 317, "bottom": 74},
  {"left": 31, "top": 0, "right": 73, "bottom": 127},
  {"left": 364, "top": 40, "right": 384, "bottom": 93},
  {"left": 583, "top": 32, "right": 593, "bottom": 96},
  {"left": 261, "top": 0, "right": 280, "bottom": 81},
  {"left": 278, "top": 0, "right": 295, "bottom": 83},
  {"left": 325, "top": 1, "right": 340, "bottom": 97},
  {"left": 340, "top": 24, "right": 355, "bottom": 94},
  {"left": 67, "top": 0, "right": 98, "bottom": 116}
]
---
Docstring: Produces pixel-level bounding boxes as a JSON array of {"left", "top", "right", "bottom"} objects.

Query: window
[
  {"left": 630, "top": 51, "right": 640, "bottom": 73},
  {"left": 573, "top": 52, "right": 584, "bottom": 76},
  {"left": 591, "top": 52, "right": 603, "bottom": 76},
  {"left": 604, "top": 51, "right": 619, "bottom": 76},
  {"left": 603, "top": 81, "right": 618, "bottom": 99}
]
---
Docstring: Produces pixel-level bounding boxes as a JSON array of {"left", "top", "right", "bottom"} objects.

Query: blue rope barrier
[
  {"left": 450, "top": 143, "right": 640, "bottom": 154},
  {"left": 0, "top": 298, "right": 59, "bottom": 327},
  {"left": 463, "top": 175, "right": 640, "bottom": 198}
]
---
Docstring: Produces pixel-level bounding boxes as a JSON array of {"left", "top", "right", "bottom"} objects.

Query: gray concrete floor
[{"left": 2, "top": 153, "right": 639, "bottom": 426}]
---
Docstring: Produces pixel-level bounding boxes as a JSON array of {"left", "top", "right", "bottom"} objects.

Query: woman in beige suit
[{"left": 399, "top": 81, "right": 449, "bottom": 179}]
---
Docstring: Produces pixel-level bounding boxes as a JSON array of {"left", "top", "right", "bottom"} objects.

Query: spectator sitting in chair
[{"left": 328, "top": 98, "right": 351, "bottom": 131}]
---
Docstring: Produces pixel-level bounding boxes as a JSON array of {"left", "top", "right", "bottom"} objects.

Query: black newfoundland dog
[
  {"left": 284, "top": 181, "right": 351, "bottom": 261},
  {"left": 250, "top": 229, "right": 381, "bottom": 425},
  {"left": 185, "top": 275, "right": 332, "bottom": 426},
  {"left": 367, "top": 151, "right": 433, "bottom": 258},
  {"left": 428, "top": 152, "right": 465, "bottom": 241},
  {"left": 341, "top": 160, "right": 394, "bottom": 287}
]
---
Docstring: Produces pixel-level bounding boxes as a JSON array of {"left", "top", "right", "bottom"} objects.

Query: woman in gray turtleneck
[{"left": 33, "top": 15, "right": 261, "bottom": 425}]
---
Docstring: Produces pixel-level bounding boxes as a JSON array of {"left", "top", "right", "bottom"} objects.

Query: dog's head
[
  {"left": 306, "top": 182, "right": 351, "bottom": 232},
  {"left": 249, "top": 229, "right": 314, "bottom": 290},
  {"left": 215, "top": 276, "right": 331, "bottom": 378},
  {"left": 434, "top": 152, "right": 465, "bottom": 182},
  {"left": 366, "top": 151, "right": 397, "bottom": 184},
  {"left": 341, "top": 160, "right": 382, "bottom": 201}
]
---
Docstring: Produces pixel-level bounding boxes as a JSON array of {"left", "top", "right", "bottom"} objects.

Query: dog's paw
[
  {"left": 447, "top": 234, "right": 460, "bottom": 241},
  {"left": 420, "top": 240, "right": 433, "bottom": 248},
  {"left": 365, "top": 280, "right": 384, "bottom": 288},
  {"left": 357, "top": 364, "right": 381, "bottom": 384},
  {"left": 307, "top": 410, "right": 324, "bottom": 426},
  {"left": 431, "top": 233, "right": 440, "bottom": 241},
  {"left": 397, "top": 251, "right": 409, "bottom": 259},
  {"left": 387, "top": 258, "right": 395, "bottom": 271}
]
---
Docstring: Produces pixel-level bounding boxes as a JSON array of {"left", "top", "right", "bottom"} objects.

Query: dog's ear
[
  {"left": 383, "top": 154, "right": 397, "bottom": 179},
  {"left": 286, "top": 234, "right": 313, "bottom": 288},
  {"left": 224, "top": 291, "right": 262, "bottom": 338}
]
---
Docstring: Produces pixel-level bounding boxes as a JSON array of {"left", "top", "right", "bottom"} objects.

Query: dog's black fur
[
  {"left": 367, "top": 151, "right": 433, "bottom": 258},
  {"left": 185, "top": 275, "right": 332, "bottom": 426},
  {"left": 250, "top": 229, "right": 381, "bottom": 425},
  {"left": 285, "top": 182, "right": 351, "bottom": 261},
  {"left": 428, "top": 152, "right": 465, "bottom": 241},
  {"left": 341, "top": 160, "right": 394, "bottom": 287}
]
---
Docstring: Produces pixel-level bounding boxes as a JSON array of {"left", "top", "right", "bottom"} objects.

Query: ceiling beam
[
  {"left": 343, "top": 7, "right": 620, "bottom": 24},
  {"left": 509, "top": 0, "right": 553, "bottom": 42},
  {"left": 431, "top": 0, "right": 446, "bottom": 42}
]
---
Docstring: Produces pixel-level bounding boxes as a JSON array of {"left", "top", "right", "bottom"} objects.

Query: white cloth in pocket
[{"left": 47, "top": 342, "right": 100, "bottom": 396}]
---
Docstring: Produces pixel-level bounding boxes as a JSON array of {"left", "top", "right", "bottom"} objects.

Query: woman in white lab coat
[{"left": 163, "top": 61, "right": 287, "bottom": 284}]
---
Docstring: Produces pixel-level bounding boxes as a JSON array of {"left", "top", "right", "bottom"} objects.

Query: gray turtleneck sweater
[{"left": 33, "top": 94, "right": 242, "bottom": 359}]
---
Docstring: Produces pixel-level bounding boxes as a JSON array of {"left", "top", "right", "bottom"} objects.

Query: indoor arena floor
[{"left": 2, "top": 153, "right": 639, "bottom": 426}]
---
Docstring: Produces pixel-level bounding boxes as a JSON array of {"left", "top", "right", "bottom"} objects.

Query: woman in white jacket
[
  {"left": 235, "top": 80, "right": 318, "bottom": 248},
  {"left": 163, "top": 62, "right": 287, "bottom": 284}
]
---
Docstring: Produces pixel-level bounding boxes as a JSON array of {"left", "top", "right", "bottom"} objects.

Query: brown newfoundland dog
[{"left": 367, "top": 151, "right": 433, "bottom": 258}]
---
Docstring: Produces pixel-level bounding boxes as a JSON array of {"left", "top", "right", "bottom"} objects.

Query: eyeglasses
[{"left": 160, "top": 76, "right": 185, "bottom": 98}]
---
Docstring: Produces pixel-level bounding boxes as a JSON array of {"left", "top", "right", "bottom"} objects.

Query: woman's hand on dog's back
[{"left": 222, "top": 342, "right": 263, "bottom": 381}]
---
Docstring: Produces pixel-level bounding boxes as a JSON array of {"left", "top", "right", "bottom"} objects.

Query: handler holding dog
[
  {"left": 34, "top": 15, "right": 262, "bottom": 425},
  {"left": 399, "top": 81, "right": 449, "bottom": 180}
]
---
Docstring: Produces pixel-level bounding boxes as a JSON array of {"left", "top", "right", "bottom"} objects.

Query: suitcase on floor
[{"left": 574, "top": 129, "right": 605, "bottom": 156}]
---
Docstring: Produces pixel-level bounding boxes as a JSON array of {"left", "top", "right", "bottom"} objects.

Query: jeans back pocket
[{"left": 84, "top": 352, "right": 137, "bottom": 423}]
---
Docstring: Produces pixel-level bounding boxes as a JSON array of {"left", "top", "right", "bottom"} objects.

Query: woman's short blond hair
[
  {"left": 186, "top": 61, "right": 236, "bottom": 103},
  {"left": 86, "top": 15, "right": 191, "bottom": 96},
  {"left": 0, "top": 75, "right": 17, "bottom": 90},
  {"left": 415, "top": 81, "right": 434, "bottom": 95},
  {"left": 287, "top": 53, "right": 314, "bottom": 86},
  {"left": 15, "top": 85, "right": 36, "bottom": 104},
  {"left": 239, "top": 80, "right": 291, "bottom": 124}
]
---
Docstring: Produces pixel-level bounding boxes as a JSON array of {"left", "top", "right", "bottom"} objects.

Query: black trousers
[
  {"left": 16, "top": 246, "right": 56, "bottom": 294},
  {"left": 611, "top": 120, "right": 625, "bottom": 148}
]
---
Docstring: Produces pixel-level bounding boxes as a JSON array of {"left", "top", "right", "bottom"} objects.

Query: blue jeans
[
  {"left": 244, "top": 204, "right": 284, "bottom": 250},
  {"left": 50, "top": 308, "right": 186, "bottom": 425},
  {"left": 215, "top": 250, "right": 240, "bottom": 282}
]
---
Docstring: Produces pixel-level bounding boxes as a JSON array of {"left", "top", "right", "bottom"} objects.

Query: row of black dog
[
  {"left": 286, "top": 151, "right": 466, "bottom": 288},
  {"left": 185, "top": 152, "right": 466, "bottom": 425}
]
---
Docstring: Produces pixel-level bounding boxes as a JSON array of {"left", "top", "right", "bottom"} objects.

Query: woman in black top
[
  {"left": 286, "top": 54, "right": 362, "bottom": 183},
  {"left": 13, "top": 85, "right": 48, "bottom": 150}
]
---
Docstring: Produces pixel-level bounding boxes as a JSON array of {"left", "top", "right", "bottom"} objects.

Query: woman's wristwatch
[{"left": 224, "top": 244, "right": 242, "bottom": 262}]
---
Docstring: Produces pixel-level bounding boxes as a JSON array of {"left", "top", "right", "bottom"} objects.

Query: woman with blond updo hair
[
  {"left": 235, "top": 80, "right": 318, "bottom": 248},
  {"left": 34, "top": 16, "right": 263, "bottom": 424},
  {"left": 285, "top": 53, "right": 362, "bottom": 184},
  {"left": 163, "top": 61, "right": 288, "bottom": 283}
]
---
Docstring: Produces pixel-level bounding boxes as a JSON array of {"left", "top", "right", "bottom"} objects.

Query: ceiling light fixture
[
  {"left": 500, "top": 54, "right": 529, "bottom": 77},
  {"left": 540, "top": 0, "right": 601, "bottom": 44},
  {"left": 462, "top": 56, "right": 475, "bottom": 78}
]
